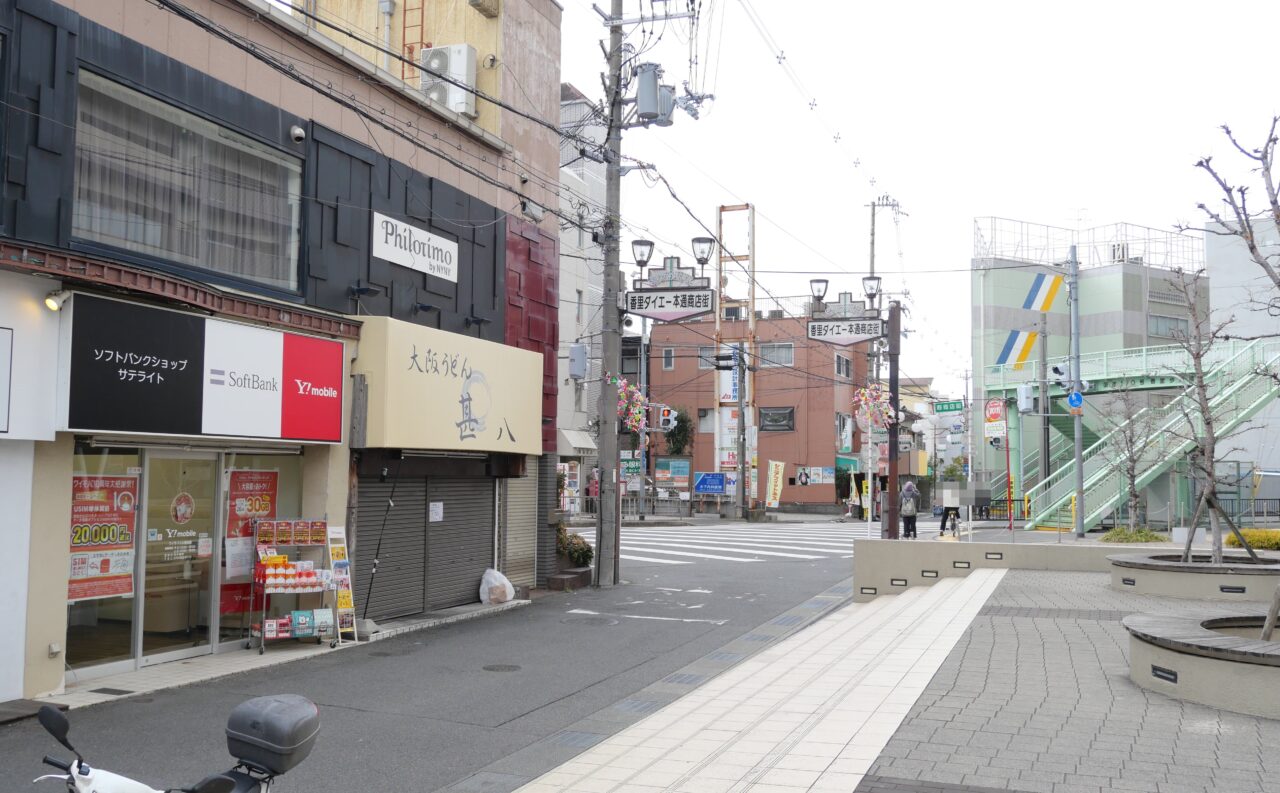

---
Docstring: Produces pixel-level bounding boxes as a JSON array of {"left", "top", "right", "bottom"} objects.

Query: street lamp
[
  {"left": 691, "top": 236, "right": 715, "bottom": 278},
  {"left": 862, "top": 275, "right": 882, "bottom": 307},
  {"left": 631, "top": 239, "right": 654, "bottom": 271},
  {"left": 809, "top": 278, "right": 829, "bottom": 302}
]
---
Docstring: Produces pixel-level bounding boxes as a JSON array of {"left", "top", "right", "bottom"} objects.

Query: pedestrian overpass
[{"left": 981, "top": 339, "right": 1280, "bottom": 531}]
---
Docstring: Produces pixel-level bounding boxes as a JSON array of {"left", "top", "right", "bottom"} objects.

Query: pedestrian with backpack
[{"left": 900, "top": 481, "right": 920, "bottom": 539}]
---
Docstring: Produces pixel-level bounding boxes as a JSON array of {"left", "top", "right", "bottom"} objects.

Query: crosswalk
[{"left": 581, "top": 522, "right": 860, "bottom": 566}]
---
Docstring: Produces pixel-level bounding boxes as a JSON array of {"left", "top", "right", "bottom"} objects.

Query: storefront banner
[
  {"left": 766, "top": 460, "right": 785, "bottom": 508},
  {"left": 68, "top": 475, "right": 138, "bottom": 602},
  {"left": 655, "top": 457, "right": 691, "bottom": 490},
  {"left": 225, "top": 470, "right": 279, "bottom": 539},
  {"left": 371, "top": 212, "right": 459, "bottom": 283},
  {"left": 352, "top": 317, "right": 542, "bottom": 455},
  {"left": 64, "top": 294, "right": 344, "bottom": 443}
]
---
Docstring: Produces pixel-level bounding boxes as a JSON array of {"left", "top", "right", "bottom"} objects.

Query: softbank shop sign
[{"left": 372, "top": 212, "right": 459, "bottom": 283}]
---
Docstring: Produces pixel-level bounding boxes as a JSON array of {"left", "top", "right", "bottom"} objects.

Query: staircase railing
[
  {"left": 1026, "top": 340, "right": 1272, "bottom": 525},
  {"left": 984, "top": 338, "right": 1255, "bottom": 391},
  {"left": 1078, "top": 341, "right": 1280, "bottom": 528}
]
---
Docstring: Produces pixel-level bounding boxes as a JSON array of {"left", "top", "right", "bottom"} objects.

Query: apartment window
[
  {"left": 698, "top": 345, "right": 715, "bottom": 369},
  {"left": 575, "top": 289, "right": 584, "bottom": 325},
  {"left": 662, "top": 348, "right": 675, "bottom": 370},
  {"left": 835, "top": 354, "right": 852, "bottom": 378},
  {"left": 759, "top": 407, "right": 795, "bottom": 432},
  {"left": 1148, "top": 314, "right": 1190, "bottom": 339},
  {"left": 758, "top": 343, "right": 794, "bottom": 368},
  {"left": 621, "top": 355, "right": 638, "bottom": 375},
  {"left": 73, "top": 72, "right": 302, "bottom": 292}
]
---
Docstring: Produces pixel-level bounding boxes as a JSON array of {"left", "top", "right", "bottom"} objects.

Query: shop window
[
  {"left": 66, "top": 445, "right": 142, "bottom": 670},
  {"left": 758, "top": 343, "right": 794, "bottom": 368},
  {"left": 760, "top": 406, "right": 795, "bottom": 431},
  {"left": 219, "top": 453, "right": 304, "bottom": 642},
  {"left": 73, "top": 72, "right": 302, "bottom": 292}
]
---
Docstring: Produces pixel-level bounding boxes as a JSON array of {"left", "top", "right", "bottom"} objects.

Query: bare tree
[
  {"left": 1098, "top": 385, "right": 1157, "bottom": 532},
  {"left": 1164, "top": 268, "right": 1257, "bottom": 564},
  {"left": 1194, "top": 118, "right": 1280, "bottom": 310}
]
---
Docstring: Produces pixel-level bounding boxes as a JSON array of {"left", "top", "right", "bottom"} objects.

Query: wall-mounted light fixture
[
  {"left": 413, "top": 302, "right": 439, "bottom": 314},
  {"left": 349, "top": 280, "right": 381, "bottom": 298},
  {"left": 44, "top": 290, "right": 70, "bottom": 311}
]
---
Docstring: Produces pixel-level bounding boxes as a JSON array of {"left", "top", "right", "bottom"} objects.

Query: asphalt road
[{"left": 1, "top": 523, "right": 853, "bottom": 792}]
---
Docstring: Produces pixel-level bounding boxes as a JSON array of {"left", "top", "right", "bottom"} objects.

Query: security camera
[{"left": 289, "top": 125, "right": 306, "bottom": 143}]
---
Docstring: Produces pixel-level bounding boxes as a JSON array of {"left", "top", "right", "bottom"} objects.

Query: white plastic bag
[{"left": 479, "top": 568, "right": 515, "bottom": 604}]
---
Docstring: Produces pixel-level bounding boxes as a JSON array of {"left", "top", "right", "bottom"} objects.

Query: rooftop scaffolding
[{"left": 973, "top": 217, "right": 1203, "bottom": 272}]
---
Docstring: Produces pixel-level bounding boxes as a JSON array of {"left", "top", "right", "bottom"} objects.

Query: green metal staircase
[{"left": 1026, "top": 340, "right": 1280, "bottom": 531}]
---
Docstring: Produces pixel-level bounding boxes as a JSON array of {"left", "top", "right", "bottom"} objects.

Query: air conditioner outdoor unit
[{"left": 419, "top": 44, "right": 478, "bottom": 118}]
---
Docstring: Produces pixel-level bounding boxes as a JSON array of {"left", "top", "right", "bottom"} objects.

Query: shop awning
[{"left": 558, "top": 428, "right": 597, "bottom": 454}]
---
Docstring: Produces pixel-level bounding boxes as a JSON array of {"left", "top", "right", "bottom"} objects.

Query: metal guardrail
[{"left": 984, "top": 339, "right": 1254, "bottom": 391}]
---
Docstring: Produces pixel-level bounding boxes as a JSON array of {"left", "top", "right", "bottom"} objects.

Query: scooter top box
[{"left": 226, "top": 694, "right": 320, "bottom": 775}]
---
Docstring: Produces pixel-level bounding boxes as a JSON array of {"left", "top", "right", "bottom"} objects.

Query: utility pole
[
  {"left": 594, "top": 0, "right": 625, "bottom": 587},
  {"left": 638, "top": 316, "right": 648, "bottom": 520},
  {"left": 885, "top": 301, "right": 902, "bottom": 539},
  {"left": 1039, "top": 314, "right": 1050, "bottom": 486},
  {"left": 736, "top": 342, "right": 748, "bottom": 519},
  {"left": 1069, "top": 243, "right": 1084, "bottom": 537}
]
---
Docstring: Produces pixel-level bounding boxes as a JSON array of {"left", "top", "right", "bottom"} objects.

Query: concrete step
[{"left": 547, "top": 567, "right": 592, "bottom": 591}]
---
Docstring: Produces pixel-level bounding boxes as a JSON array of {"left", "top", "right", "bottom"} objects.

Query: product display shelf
[{"left": 246, "top": 519, "right": 338, "bottom": 655}]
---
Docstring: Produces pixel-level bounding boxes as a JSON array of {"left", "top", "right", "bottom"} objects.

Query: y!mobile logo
[
  {"left": 295, "top": 379, "right": 339, "bottom": 398},
  {"left": 209, "top": 368, "right": 226, "bottom": 386}
]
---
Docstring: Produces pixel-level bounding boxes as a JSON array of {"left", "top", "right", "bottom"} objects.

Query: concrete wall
[
  {"left": 0, "top": 441, "right": 34, "bottom": 700},
  {"left": 1129, "top": 635, "right": 1280, "bottom": 719},
  {"left": 23, "top": 433, "right": 73, "bottom": 697},
  {"left": 852, "top": 538, "right": 1124, "bottom": 602},
  {"left": 1110, "top": 564, "right": 1279, "bottom": 602}
]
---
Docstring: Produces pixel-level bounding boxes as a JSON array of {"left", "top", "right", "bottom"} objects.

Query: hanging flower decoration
[
  {"left": 607, "top": 373, "right": 649, "bottom": 433},
  {"left": 852, "top": 384, "right": 894, "bottom": 427}
]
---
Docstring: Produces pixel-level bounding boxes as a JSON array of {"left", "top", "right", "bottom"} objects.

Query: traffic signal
[{"left": 657, "top": 406, "right": 677, "bottom": 432}]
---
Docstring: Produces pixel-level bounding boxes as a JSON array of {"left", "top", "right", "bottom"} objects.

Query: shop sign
[
  {"left": 64, "top": 295, "right": 344, "bottom": 442},
  {"left": 372, "top": 212, "right": 458, "bottom": 283},
  {"left": 0, "top": 326, "right": 9, "bottom": 433},
  {"left": 693, "top": 472, "right": 725, "bottom": 494},
  {"left": 655, "top": 457, "right": 691, "bottom": 490},
  {"left": 68, "top": 475, "right": 138, "bottom": 602},
  {"left": 352, "top": 317, "right": 542, "bottom": 455},
  {"left": 806, "top": 318, "right": 884, "bottom": 346},
  {"left": 623, "top": 289, "right": 714, "bottom": 322}
]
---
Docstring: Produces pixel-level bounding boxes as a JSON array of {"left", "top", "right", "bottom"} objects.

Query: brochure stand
[
  {"left": 325, "top": 524, "right": 359, "bottom": 645},
  {"left": 245, "top": 519, "right": 340, "bottom": 655}
]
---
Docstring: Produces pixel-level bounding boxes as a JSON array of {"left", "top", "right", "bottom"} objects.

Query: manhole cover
[
  {"left": 562, "top": 616, "right": 620, "bottom": 626},
  {"left": 483, "top": 664, "right": 521, "bottom": 672}
]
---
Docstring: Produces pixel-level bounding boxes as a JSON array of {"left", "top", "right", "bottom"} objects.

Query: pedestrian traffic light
[{"left": 657, "top": 406, "right": 677, "bottom": 432}]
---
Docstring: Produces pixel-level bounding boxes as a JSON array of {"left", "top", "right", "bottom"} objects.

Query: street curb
[{"left": 363, "top": 599, "right": 529, "bottom": 642}]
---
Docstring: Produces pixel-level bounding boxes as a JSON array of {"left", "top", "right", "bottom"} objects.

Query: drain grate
[
  {"left": 663, "top": 672, "right": 708, "bottom": 686},
  {"left": 549, "top": 731, "right": 604, "bottom": 749},
  {"left": 89, "top": 688, "right": 133, "bottom": 696},
  {"left": 483, "top": 664, "right": 521, "bottom": 672},
  {"left": 614, "top": 699, "right": 663, "bottom": 714}
]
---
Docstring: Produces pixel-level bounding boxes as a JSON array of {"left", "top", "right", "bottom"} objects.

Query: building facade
[
  {"left": 646, "top": 308, "right": 866, "bottom": 510},
  {"left": 0, "top": 0, "right": 560, "bottom": 700}
]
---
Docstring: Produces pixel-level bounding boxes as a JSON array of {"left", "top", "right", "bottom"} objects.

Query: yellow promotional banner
[
  {"left": 766, "top": 460, "right": 786, "bottom": 508},
  {"left": 352, "top": 316, "right": 543, "bottom": 455}
]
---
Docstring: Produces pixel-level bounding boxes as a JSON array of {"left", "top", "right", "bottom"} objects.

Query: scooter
[{"left": 32, "top": 694, "right": 320, "bottom": 793}]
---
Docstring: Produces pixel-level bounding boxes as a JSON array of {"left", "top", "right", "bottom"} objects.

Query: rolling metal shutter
[
  {"left": 427, "top": 478, "right": 496, "bottom": 609},
  {"left": 502, "top": 457, "right": 538, "bottom": 588},
  {"left": 355, "top": 477, "right": 427, "bottom": 621}
]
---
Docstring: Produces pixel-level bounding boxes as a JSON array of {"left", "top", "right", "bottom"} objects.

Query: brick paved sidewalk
[{"left": 858, "top": 570, "right": 1280, "bottom": 793}]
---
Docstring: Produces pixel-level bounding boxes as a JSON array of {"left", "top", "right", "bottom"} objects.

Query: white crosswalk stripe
[{"left": 581, "top": 522, "right": 859, "bottom": 565}]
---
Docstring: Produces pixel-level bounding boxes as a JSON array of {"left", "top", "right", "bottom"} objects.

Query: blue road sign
[
  {"left": 694, "top": 472, "right": 726, "bottom": 494},
  {"left": 1067, "top": 391, "right": 1083, "bottom": 408}
]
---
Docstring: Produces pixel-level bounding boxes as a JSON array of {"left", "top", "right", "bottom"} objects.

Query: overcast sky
[{"left": 557, "top": 0, "right": 1279, "bottom": 398}]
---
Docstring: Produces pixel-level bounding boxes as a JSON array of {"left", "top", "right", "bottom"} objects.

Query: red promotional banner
[
  {"left": 226, "top": 470, "right": 278, "bottom": 539},
  {"left": 68, "top": 476, "right": 138, "bottom": 602}
]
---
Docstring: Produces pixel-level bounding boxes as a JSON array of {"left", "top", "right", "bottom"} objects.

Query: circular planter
[
  {"left": 1124, "top": 609, "right": 1280, "bottom": 718},
  {"left": 1108, "top": 551, "right": 1280, "bottom": 600}
]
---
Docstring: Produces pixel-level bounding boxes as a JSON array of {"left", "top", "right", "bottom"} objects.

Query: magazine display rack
[{"left": 246, "top": 519, "right": 348, "bottom": 654}]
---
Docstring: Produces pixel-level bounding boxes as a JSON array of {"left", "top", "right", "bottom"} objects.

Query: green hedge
[{"left": 1227, "top": 529, "right": 1280, "bottom": 550}]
